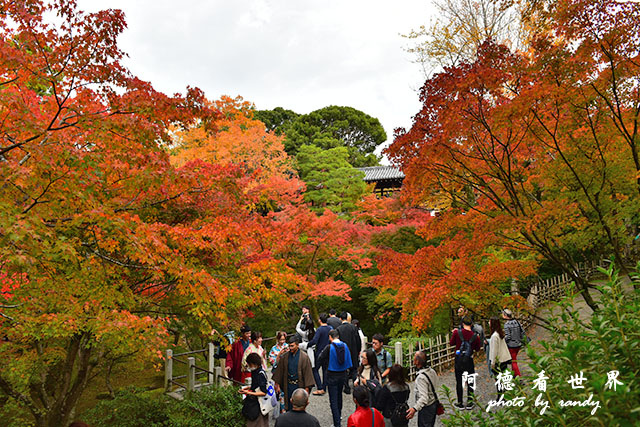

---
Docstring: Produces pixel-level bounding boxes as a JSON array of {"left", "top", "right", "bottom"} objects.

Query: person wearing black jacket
[
  {"left": 375, "top": 364, "right": 410, "bottom": 427},
  {"left": 240, "top": 353, "right": 269, "bottom": 427},
  {"left": 336, "top": 311, "right": 361, "bottom": 394},
  {"left": 327, "top": 309, "right": 342, "bottom": 329},
  {"left": 308, "top": 313, "right": 333, "bottom": 395},
  {"left": 274, "top": 389, "right": 320, "bottom": 427}
]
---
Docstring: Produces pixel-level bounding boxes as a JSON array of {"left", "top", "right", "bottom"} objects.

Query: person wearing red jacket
[
  {"left": 348, "top": 385, "right": 385, "bottom": 427},
  {"left": 226, "top": 324, "right": 252, "bottom": 383}
]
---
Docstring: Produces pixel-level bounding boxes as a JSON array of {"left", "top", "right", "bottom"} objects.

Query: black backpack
[
  {"left": 455, "top": 328, "right": 477, "bottom": 366},
  {"left": 360, "top": 372, "right": 383, "bottom": 408},
  {"left": 389, "top": 387, "right": 410, "bottom": 426}
]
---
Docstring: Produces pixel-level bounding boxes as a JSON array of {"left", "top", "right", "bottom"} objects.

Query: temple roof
[{"left": 358, "top": 165, "right": 405, "bottom": 182}]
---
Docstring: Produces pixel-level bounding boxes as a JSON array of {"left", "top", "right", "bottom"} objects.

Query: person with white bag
[
  {"left": 240, "top": 353, "right": 271, "bottom": 427},
  {"left": 488, "top": 317, "right": 513, "bottom": 397}
]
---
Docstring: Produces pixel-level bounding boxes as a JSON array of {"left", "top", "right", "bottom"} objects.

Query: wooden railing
[
  {"left": 525, "top": 259, "right": 603, "bottom": 309},
  {"left": 164, "top": 331, "right": 291, "bottom": 394},
  {"left": 164, "top": 343, "right": 221, "bottom": 393}
]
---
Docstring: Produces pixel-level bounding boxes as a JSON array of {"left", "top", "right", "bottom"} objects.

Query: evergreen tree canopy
[
  {"left": 257, "top": 105, "right": 386, "bottom": 167},
  {"left": 296, "top": 145, "right": 368, "bottom": 215}
]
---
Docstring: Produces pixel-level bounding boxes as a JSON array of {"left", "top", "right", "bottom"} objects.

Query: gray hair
[
  {"left": 291, "top": 388, "right": 309, "bottom": 408},
  {"left": 415, "top": 350, "right": 428, "bottom": 368}
]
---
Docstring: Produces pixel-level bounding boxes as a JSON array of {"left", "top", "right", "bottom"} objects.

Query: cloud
[
  {"left": 77, "top": 0, "right": 436, "bottom": 161},
  {"left": 238, "top": 0, "right": 272, "bottom": 28}
]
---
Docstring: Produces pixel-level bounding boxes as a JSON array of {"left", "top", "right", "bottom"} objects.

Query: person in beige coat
[
  {"left": 273, "top": 336, "right": 315, "bottom": 411},
  {"left": 488, "top": 317, "right": 512, "bottom": 397}
]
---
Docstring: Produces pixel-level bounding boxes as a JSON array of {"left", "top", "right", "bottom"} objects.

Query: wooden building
[{"left": 358, "top": 165, "right": 405, "bottom": 197}]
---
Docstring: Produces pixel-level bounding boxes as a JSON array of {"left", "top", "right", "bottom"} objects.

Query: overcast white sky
[{"left": 77, "top": 1, "right": 436, "bottom": 160}]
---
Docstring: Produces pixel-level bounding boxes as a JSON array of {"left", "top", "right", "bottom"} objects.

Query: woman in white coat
[
  {"left": 352, "top": 319, "right": 367, "bottom": 352},
  {"left": 488, "top": 317, "right": 512, "bottom": 397},
  {"left": 296, "top": 307, "right": 316, "bottom": 367}
]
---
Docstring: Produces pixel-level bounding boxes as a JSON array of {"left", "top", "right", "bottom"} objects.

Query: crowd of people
[{"left": 223, "top": 305, "right": 528, "bottom": 427}]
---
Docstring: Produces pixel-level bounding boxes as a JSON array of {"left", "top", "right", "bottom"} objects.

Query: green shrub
[
  {"left": 83, "top": 387, "right": 171, "bottom": 427},
  {"left": 441, "top": 263, "right": 640, "bottom": 426},
  {"left": 83, "top": 385, "right": 243, "bottom": 427},
  {"left": 168, "top": 385, "right": 243, "bottom": 427}
]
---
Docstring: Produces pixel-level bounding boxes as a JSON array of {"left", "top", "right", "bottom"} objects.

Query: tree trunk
[
  {"left": 105, "top": 360, "right": 115, "bottom": 399},
  {"left": 38, "top": 333, "right": 94, "bottom": 427},
  {"left": 571, "top": 273, "right": 598, "bottom": 312}
]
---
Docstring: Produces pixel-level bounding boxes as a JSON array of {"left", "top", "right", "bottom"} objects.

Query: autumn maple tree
[
  {"left": 0, "top": 2, "right": 320, "bottom": 426},
  {"left": 378, "top": 0, "right": 640, "bottom": 327},
  {"left": 0, "top": 2, "right": 216, "bottom": 424},
  {"left": 169, "top": 98, "right": 377, "bottom": 304}
]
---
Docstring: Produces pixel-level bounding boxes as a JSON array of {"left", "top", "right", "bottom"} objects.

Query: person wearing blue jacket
[
  {"left": 308, "top": 313, "right": 333, "bottom": 396},
  {"left": 317, "top": 329, "right": 352, "bottom": 427}
]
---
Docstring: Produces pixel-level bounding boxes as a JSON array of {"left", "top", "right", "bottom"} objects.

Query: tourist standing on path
[
  {"left": 316, "top": 329, "right": 352, "bottom": 427},
  {"left": 354, "top": 349, "right": 383, "bottom": 407},
  {"left": 297, "top": 305, "right": 317, "bottom": 369},
  {"left": 327, "top": 309, "right": 342, "bottom": 329},
  {"left": 488, "top": 317, "right": 512, "bottom": 397},
  {"left": 375, "top": 364, "right": 410, "bottom": 427},
  {"left": 268, "top": 331, "right": 288, "bottom": 368},
  {"left": 355, "top": 349, "right": 383, "bottom": 386},
  {"left": 352, "top": 319, "right": 367, "bottom": 353},
  {"left": 242, "top": 331, "right": 267, "bottom": 371},
  {"left": 503, "top": 308, "right": 527, "bottom": 377},
  {"left": 457, "top": 306, "right": 488, "bottom": 376},
  {"left": 296, "top": 305, "right": 315, "bottom": 343},
  {"left": 268, "top": 331, "right": 289, "bottom": 414},
  {"left": 457, "top": 307, "right": 485, "bottom": 340},
  {"left": 372, "top": 334, "right": 393, "bottom": 383},
  {"left": 274, "top": 389, "right": 321, "bottom": 427},
  {"left": 226, "top": 324, "right": 252, "bottom": 383},
  {"left": 307, "top": 313, "right": 333, "bottom": 395},
  {"left": 272, "top": 336, "right": 315, "bottom": 411},
  {"left": 347, "top": 385, "right": 385, "bottom": 427},
  {"left": 337, "top": 311, "right": 361, "bottom": 394},
  {"left": 449, "top": 316, "right": 481, "bottom": 409},
  {"left": 406, "top": 351, "right": 439, "bottom": 427},
  {"left": 240, "top": 353, "right": 269, "bottom": 427}
]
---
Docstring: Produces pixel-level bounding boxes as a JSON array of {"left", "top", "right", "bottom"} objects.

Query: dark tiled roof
[{"left": 358, "top": 166, "right": 405, "bottom": 182}]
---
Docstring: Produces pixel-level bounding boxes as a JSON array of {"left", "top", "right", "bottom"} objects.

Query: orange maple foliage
[
  {"left": 379, "top": 0, "right": 640, "bottom": 325},
  {"left": 167, "top": 96, "right": 379, "bottom": 304},
  {"left": 0, "top": 3, "right": 306, "bottom": 426},
  {"left": 270, "top": 205, "right": 376, "bottom": 300},
  {"left": 170, "top": 95, "right": 302, "bottom": 207}
]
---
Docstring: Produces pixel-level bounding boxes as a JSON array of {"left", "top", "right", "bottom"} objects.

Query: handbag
[
  {"left": 519, "top": 321, "right": 532, "bottom": 345},
  {"left": 241, "top": 395, "right": 260, "bottom": 421},
  {"left": 258, "top": 371, "right": 277, "bottom": 416},
  {"left": 422, "top": 371, "right": 445, "bottom": 416},
  {"left": 360, "top": 373, "right": 382, "bottom": 407}
]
